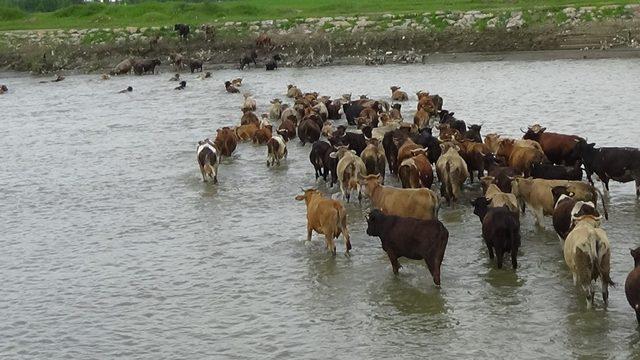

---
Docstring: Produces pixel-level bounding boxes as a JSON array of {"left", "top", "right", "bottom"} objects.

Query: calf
[
  {"left": 366, "top": 209, "right": 448, "bottom": 286},
  {"left": 361, "top": 139, "right": 386, "bottom": 182},
  {"left": 398, "top": 149, "right": 433, "bottom": 189},
  {"left": 471, "top": 198, "right": 521, "bottom": 269},
  {"left": 196, "top": 139, "right": 219, "bottom": 183},
  {"left": 564, "top": 212, "right": 613, "bottom": 309},
  {"left": 330, "top": 146, "right": 367, "bottom": 202},
  {"left": 214, "top": 127, "right": 238, "bottom": 157},
  {"left": 625, "top": 247, "right": 640, "bottom": 323},
  {"left": 265, "top": 54, "right": 281, "bottom": 71},
  {"left": 435, "top": 142, "right": 469, "bottom": 205},
  {"left": 531, "top": 162, "right": 583, "bottom": 180},
  {"left": 240, "top": 49, "right": 258, "bottom": 70},
  {"left": 188, "top": 59, "right": 203, "bottom": 73},
  {"left": 266, "top": 132, "right": 287, "bottom": 167},
  {"left": 360, "top": 174, "right": 439, "bottom": 220},
  {"left": 295, "top": 189, "right": 351, "bottom": 255}
]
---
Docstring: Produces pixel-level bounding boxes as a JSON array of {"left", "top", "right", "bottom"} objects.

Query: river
[{"left": 1, "top": 59, "right": 640, "bottom": 358}]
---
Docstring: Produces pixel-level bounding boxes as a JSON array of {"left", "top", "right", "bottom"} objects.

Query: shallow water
[{"left": 1, "top": 59, "right": 640, "bottom": 359}]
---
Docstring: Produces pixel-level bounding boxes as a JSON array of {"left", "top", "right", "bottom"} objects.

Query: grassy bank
[{"left": 1, "top": 0, "right": 639, "bottom": 31}]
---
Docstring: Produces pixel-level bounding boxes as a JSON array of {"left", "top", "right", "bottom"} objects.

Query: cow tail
[
  {"left": 203, "top": 153, "right": 213, "bottom": 176},
  {"left": 594, "top": 234, "right": 615, "bottom": 287},
  {"left": 445, "top": 161, "right": 453, "bottom": 200},
  {"left": 346, "top": 163, "right": 358, "bottom": 190}
]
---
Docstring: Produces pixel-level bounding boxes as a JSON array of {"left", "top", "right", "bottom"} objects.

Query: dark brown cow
[
  {"left": 551, "top": 186, "right": 600, "bottom": 241},
  {"left": 366, "top": 209, "right": 448, "bottom": 286},
  {"left": 252, "top": 125, "right": 273, "bottom": 145},
  {"left": 278, "top": 115, "right": 297, "bottom": 140},
  {"left": 214, "top": 127, "right": 238, "bottom": 157},
  {"left": 626, "top": 247, "right": 640, "bottom": 323},
  {"left": 298, "top": 118, "right": 321, "bottom": 145},
  {"left": 399, "top": 149, "right": 433, "bottom": 189}
]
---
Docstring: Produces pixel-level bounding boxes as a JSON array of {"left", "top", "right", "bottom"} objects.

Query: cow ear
[
  {"left": 439, "top": 144, "right": 445, "bottom": 150},
  {"left": 295, "top": 195, "right": 304, "bottom": 201},
  {"left": 454, "top": 145, "right": 461, "bottom": 152},
  {"left": 588, "top": 143, "right": 596, "bottom": 147},
  {"left": 569, "top": 192, "right": 575, "bottom": 197},
  {"left": 350, "top": 150, "right": 356, "bottom": 155},
  {"left": 329, "top": 152, "right": 337, "bottom": 159}
]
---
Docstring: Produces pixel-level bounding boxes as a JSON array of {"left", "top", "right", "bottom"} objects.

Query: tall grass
[{"left": 0, "top": 0, "right": 636, "bottom": 31}]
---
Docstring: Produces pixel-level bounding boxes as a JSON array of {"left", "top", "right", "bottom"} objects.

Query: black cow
[
  {"left": 328, "top": 127, "right": 367, "bottom": 156},
  {"left": 410, "top": 127, "right": 441, "bottom": 164},
  {"left": 133, "top": 59, "right": 161, "bottom": 75},
  {"left": 382, "top": 127, "right": 411, "bottom": 175},
  {"left": 471, "top": 197, "right": 521, "bottom": 269},
  {"left": 531, "top": 162, "right": 582, "bottom": 181},
  {"left": 439, "top": 110, "right": 467, "bottom": 134},
  {"left": 573, "top": 140, "right": 640, "bottom": 197},
  {"left": 464, "top": 124, "right": 483, "bottom": 143},
  {"left": 188, "top": 59, "right": 203, "bottom": 73},
  {"left": 343, "top": 100, "right": 380, "bottom": 126},
  {"left": 309, "top": 141, "right": 331, "bottom": 181},
  {"left": 484, "top": 153, "right": 519, "bottom": 193},
  {"left": 265, "top": 54, "right": 281, "bottom": 71},
  {"left": 174, "top": 24, "right": 190, "bottom": 39},
  {"left": 240, "top": 49, "right": 258, "bottom": 70},
  {"left": 365, "top": 209, "right": 448, "bottom": 286},
  {"left": 326, "top": 99, "right": 342, "bottom": 120}
]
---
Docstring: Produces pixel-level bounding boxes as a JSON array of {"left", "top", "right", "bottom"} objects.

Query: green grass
[{"left": 0, "top": 0, "right": 636, "bottom": 31}]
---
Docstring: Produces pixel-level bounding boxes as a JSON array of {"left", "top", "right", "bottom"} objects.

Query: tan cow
[
  {"left": 564, "top": 213, "right": 613, "bottom": 309},
  {"left": 436, "top": 142, "right": 469, "bottom": 205},
  {"left": 485, "top": 134, "right": 544, "bottom": 154},
  {"left": 330, "top": 146, "right": 367, "bottom": 203},
  {"left": 480, "top": 176, "right": 519, "bottom": 213},
  {"left": 511, "top": 177, "right": 608, "bottom": 226},
  {"left": 269, "top": 99, "right": 282, "bottom": 120},
  {"left": 321, "top": 121, "right": 335, "bottom": 138},
  {"left": 497, "top": 138, "right": 546, "bottom": 177},
  {"left": 390, "top": 86, "right": 408, "bottom": 101},
  {"left": 360, "top": 174, "right": 439, "bottom": 220},
  {"left": 235, "top": 123, "right": 258, "bottom": 141},
  {"left": 361, "top": 139, "right": 386, "bottom": 183},
  {"left": 242, "top": 93, "right": 257, "bottom": 111},
  {"left": 295, "top": 189, "right": 351, "bottom": 255},
  {"left": 287, "top": 84, "right": 302, "bottom": 98}
]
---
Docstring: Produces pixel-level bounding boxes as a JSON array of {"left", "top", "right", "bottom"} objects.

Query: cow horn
[{"left": 520, "top": 127, "right": 527, "bottom": 133}]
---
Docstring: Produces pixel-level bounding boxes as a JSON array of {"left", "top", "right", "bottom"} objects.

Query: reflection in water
[{"left": 1, "top": 59, "right": 640, "bottom": 358}]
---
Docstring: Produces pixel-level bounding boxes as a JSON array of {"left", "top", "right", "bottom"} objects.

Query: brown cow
[
  {"left": 522, "top": 124, "right": 583, "bottom": 165},
  {"left": 396, "top": 138, "right": 422, "bottom": 168},
  {"left": 225, "top": 81, "right": 240, "bottom": 93},
  {"left": 214, "top": 127, "right": 238, "bottom": 157},
  {"left": 295, "top": 189, "right": 351, "bottom": 256},
  {"left": 626, "top": 247, "right": 640, "bottom": 323},
  {"left": 287, "top": 84, "right": 302, "bottom": 98},
  {"left": 458, "top": 140, "right": 491, "bottom": 182},
  {"left": 360, "top": 174, "right": 439, "bottom": 220},
  {"left": 252, "top": 125, "right": 273, "bottom": 144},
  {"left": 278, "top": 115, "right": 297, "bottom": 140},
  {"left": 241, "top": 109, "right": 260, "bottom": 127},
  {"left": 390, "top": 86, "right": 408, "bottom": 101},
  {"left": 361, "top": 139, "right": 386, "bottom": 183},
  {"left": 399, "top": 148, "right": 434, "bottom": 189}
]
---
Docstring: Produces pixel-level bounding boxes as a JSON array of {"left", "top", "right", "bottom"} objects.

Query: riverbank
[{"left": 1, "top": 4, "right": 639, "bottom": 74}]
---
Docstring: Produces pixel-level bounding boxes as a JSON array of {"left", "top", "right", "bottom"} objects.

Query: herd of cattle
[{"left": 196, "top": 81, "right": 640, "bottom": 317}]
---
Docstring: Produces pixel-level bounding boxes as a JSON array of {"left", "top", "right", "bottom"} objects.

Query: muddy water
[{"left": 1, "top": 59, "right": 640, "bottom": 359}]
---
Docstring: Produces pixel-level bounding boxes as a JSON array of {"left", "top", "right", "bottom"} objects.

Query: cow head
[
  {"left": 522, "top": 124, "right": 546, "bottom": 140},
  {"left": 471, "top": 197, "right": 491, "bottom": 220},
  {"left": 440, "top": 141, "right": 460, "bottom": 153},
  {"left": 570, "top": 201, "right": 601, "bottom": 227},
  {"left": 465, "top": 124, "right": 483, "bottom": 143},
  {"left": 359, "top": 174, "right": 382, "bottom": 197},
  {"left": 392, "top": 103, "right": 402, "bottom": 111},
  {"left": 390, "top": 86, "right": 400, "bottom": 93},
  {"left": 571, "top": 139, "right": 597, "bottom": 164},
  {"left": 295, "top": 188, "right": 321, "bottom": 204},
  {"left": 480, "top": 176, "right": 496, "bottom": 194},
  {"left": 329, "top": 145, "right": 353, "bottom": 160},
  {"left": 365, "top": 209, "right": 385, "bottom": 237}
]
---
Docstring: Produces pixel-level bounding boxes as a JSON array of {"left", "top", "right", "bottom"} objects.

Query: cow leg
[
  {"left": 601, "top": 276, "right": 609, "bottom": 305},
  {"left": 495, "top": 248, "right": 504, "bottom": 269},
  {"left": 511, "top": 248, "right": 518, "bottom": 269},
  {"left": 635, "top": 178, "right": 640, "bottom": 199},
  {"left": 213, "top": 175, "right": 218, "bottom": 184},
  {"left": 387, "top": 252, "right": 401, "bottom": 274},
  {"left": 342, "top": 229, "right": 351, "bottom": 255},
  {"left": 306, "top": 225, "right": 312, "bottom": 243},
  {"left": 584, "top": 284, "right": 595, "bottom": 310},
  {"left": 485, "top": 240, "right": 494, "bottom": 260},
  {"left": 199, "top": 166, "right": 207, "bottom": 182},
  {"left": 533, "top": 206, "right": 544, "bottom": 228},
  {"left": 357, "top": 183, "right": 362, "bottom": 204},
  {"left": 325, "top": 234, "right": 336, "bottom": 256},
  {"left": 341, "top": 183, "right": 350, "bottom": 203}
]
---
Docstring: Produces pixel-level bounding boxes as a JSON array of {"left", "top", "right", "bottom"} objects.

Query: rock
[
  {"left": 249, "top": 25, "right": 259, "bottom": 31},
  {"left": 563, "top": 7, "right": 577, "bottom": 18},
  {"left": 305, "top": 18, "right": 316, "bottom": 23},
  {"left": 487, "top": 17, "right": 499, "bottom": 28},
  {"left": 383, "top": 14, "right": 394, "bottom": 18},
  {"left": 331, "top": 21, "right": 351, "bottom": 27},
  {"left": 506, "top": 11, "right": 524, "bottom": 29},
  {"left": 224, "top": 22, "right": 234, "bottom": 27}
]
